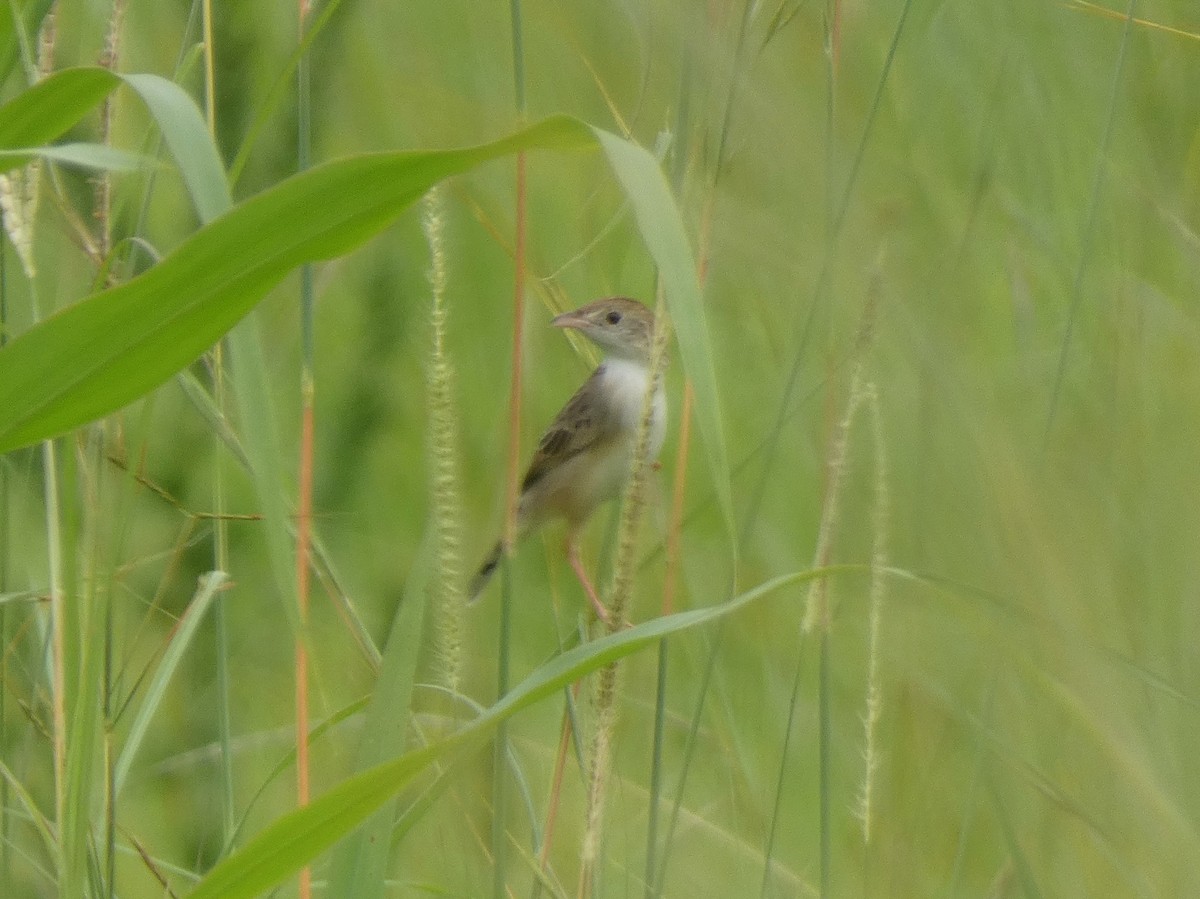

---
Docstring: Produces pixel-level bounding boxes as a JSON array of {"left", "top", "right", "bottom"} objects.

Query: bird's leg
[{"left": 565, "top": 534, "right": 610, "bottom": 624}]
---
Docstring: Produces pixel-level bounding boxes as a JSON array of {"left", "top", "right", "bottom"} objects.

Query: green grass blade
[
  {"left": 1043, "top": 0, "right": 1136, "bottom": 442},
  {"left": 227, "top": 0, "right": 347, "bottom": 185},
  {"left": 760, "top": 638, "right": 807, "bottom": 899},
  {"left": 117, "top": 72, "right": 233, "bottom": 224},
  {"left": 187, "top": 568, "right": 840, "bottom": 899},
  {"left": 817, "top": 627, "right": 831, "bottom": 898},
  {"left": 0, "top": 0, "right": 53, "bottom": 87},
  {"left": 0, "top": 69, "right": 229, "bottom": 221},
  {"left": 0, "top": 756, "right": 55, "bottom": 867},
  {"left": 0, "top": 143, "right": 153, "bottom": 171},
  {"left": 221, "top": 697, "right": 371, "bottom": 855},
  {"left": 0, "top": 67, "right": 118, "bottom": 157},
  {"left": 0, "top": 116, "right": 594, "bottom": 454},
  {"left": 226, "top": 315, "right": 301, "bottom": 625},
  {"left": 325, "top": 530, "right": 435, "bottom": 898},
  {"left": 112, "top": 571, "right": 228, "bottom": 797},
  {"left": 59, "top": 448, "right": 100, "bottom": 899},
  {"left": 988, "top": 777, "right": 1045, "bottom": 899},
  {"left": 591, "top": 127, "right": 735, "bottom": 551}
]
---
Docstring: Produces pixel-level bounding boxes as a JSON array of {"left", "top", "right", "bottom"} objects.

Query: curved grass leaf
[
  {"left": 0, "top": 116, "right": 593, "bottom": 454},
  {"left": 592, "top": 128, "right": 735, "bottom": 551},
  {"left": 186, "top": 568, "right": 837, "bottom": 899},
  {"left": 0, "top": 67, "right": 226, "bottom": 225},
  {"left": 113, "top": 571, "right": 228, "bottom": 798},
  {"left": 0, "top": 142, "right": 154, "bottom": 171},
  {"left": 118, "top": 72, "right": 233, "bottom": 223}
]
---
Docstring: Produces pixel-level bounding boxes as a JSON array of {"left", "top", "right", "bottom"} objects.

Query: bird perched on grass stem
[{"left": 470, "top": 297, "right": 666, "bottom": 621}]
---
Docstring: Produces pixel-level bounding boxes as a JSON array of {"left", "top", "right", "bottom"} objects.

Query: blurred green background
[{"left": 2, "top": 0, "right": 1200, "bottom": 896}]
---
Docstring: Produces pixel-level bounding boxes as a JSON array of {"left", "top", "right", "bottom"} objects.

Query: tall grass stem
[
  {"left": 741, "top": 0, "right": 913, "bottom": 550},
  {"left": 1044, "top": 0, "right": 1136, "bottom": 442},
  {"left": 495, "top": 3, "right": 527, "bottom": 893},
  {"left": 295, "top": 2, "right": 316, "bottom": 897},
  {"left": 199, "top": 0, "right": 238, "bottom": 851}
]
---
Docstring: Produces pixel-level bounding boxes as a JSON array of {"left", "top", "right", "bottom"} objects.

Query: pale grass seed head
[
  {"left": 0, "top": 167, "right": 40, "bottom": 279},
  {"left": 422, "top": 187, "right": 466, "bottom": 693}
]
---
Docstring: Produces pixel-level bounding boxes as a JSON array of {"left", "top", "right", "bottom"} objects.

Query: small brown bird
[{"left": 470, "top": 297, "right": 666, "bottom": 620}]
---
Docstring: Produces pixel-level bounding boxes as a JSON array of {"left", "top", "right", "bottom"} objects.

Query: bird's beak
[{"left": 551, "top": 311, "right": 587, "bottom": 331}]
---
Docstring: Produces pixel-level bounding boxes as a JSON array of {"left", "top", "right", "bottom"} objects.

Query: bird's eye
[{"left": 605, "top": 310, "right": 622, "bottom": 325}]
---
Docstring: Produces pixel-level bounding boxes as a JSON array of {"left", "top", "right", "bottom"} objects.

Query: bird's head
[{"left": 552, "top": 297, "right": 656, "bottom": 364}]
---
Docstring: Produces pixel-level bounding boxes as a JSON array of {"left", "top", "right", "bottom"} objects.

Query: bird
[{"left": 469, "top": 297, "right": 667, "bottom": 621}]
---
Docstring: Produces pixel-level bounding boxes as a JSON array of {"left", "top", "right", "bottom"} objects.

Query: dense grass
[{"left": 2, "top": 1, "right": 1199, "bottom": 897}]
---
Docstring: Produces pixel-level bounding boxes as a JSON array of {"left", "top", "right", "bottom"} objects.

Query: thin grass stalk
[
  {"left": 44, "top": 435, "right": 67, "bottom": 888},
  {"left": 227, "top": 0, "right": 346, "bottom": 186},
  {"left": 644, "top": 385, "right": 693, "bottom": 898},
  {"left": 0, "top": 199, "right": 9, "bottom": 894},
  {"left": 534, "top": 614, "right": 588, "bottom": 898},
  {"left": 0, "top": 85, "right": 48, "bottom": 895},
  {"left": 1067, "top": 0, "right": 1199, "bottom": 40},
  {"left": 493, "top": 564, "right": 514, "bottom": 898},
  {"left": 495, "top": 3, "right": 527, "bottom": 895},
  {"left": 502, "top": 154, "right": 526, "bottom": 538},
  {"left": 650, "top": 620, "right": 722, "bottom": 898},
  {"left": 83, "top": 438, "right": 115, "bottom": 899},
  {"left": 2, "top": 71, "right": 69, "bottom": 895},
  {"left": 1043, "top": 0, "right": 1136, "bottom": 442},
  {"left": 648, "top": 210, "right": 729, "bottom": 899},
  {"left": 95, "top": 7, "right": 123, "bottom": 892},
  {"left": 644, "top": 15, "right": 697, "bottom": 895},
  {"left": 533, "top": 699, "right": 574, "bottom": 899},
  {"left": 646, "top": 4, "right": 740, "bottom": 890},
  {"left": 579, "top": 292, "right": 672, "bottom": 895},
  {"left": 200, "top": 0, "right": 237, "bottom": 848},
  {"left": 642, "top": 638, "right": 669, "bottom": 895},
  {"left": 504, "top": 0, "right": 527, "bottom": 548},
  {"left": 295, "top": 3, "right": 316, "bottom": 898},
  {"left": 211, "top": 380, "right": 236, "bottom": 851},
  {"left": 0, "top": 23, "right": 66, "bottom": 879},
  {"left": 740, "top": 0, "right": 913, "bottom": 549},
  {"left": 759, "top": 635, "right": 807, "bottom": 899},
  {"left": 818, "top": 626, "right": 831, "bottom": 899}
]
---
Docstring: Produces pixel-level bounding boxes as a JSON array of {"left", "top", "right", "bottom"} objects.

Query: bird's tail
[{"left": 468, "top": 539, "right": 505, "bottom": 602}]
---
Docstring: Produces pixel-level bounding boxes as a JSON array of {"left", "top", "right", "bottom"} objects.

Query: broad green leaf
[
  {"left": 0, "top": 116, "right": 593, "bottom": 454},
  {"left": 187, "top": 569, "right": 833, "bottom": 899},
  {"left": 592, "top": 128, "right": 736, "bottom": 552},
  {"left": 0, "top": 67, "right": 119, "bottom": 159}
]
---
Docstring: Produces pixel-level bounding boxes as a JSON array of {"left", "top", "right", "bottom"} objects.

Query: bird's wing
[{"left": 521, "top": 366, "right": 616, "bottom": 493}]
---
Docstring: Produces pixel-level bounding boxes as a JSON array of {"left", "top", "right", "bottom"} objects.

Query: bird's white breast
[{"left": 600, "top": 358, "right": 667, "bottom": 458}]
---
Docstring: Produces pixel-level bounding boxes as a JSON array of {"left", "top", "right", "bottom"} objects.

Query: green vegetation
[{"left": 1, "top": 1, "right": 1198, "bottom": 897}]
